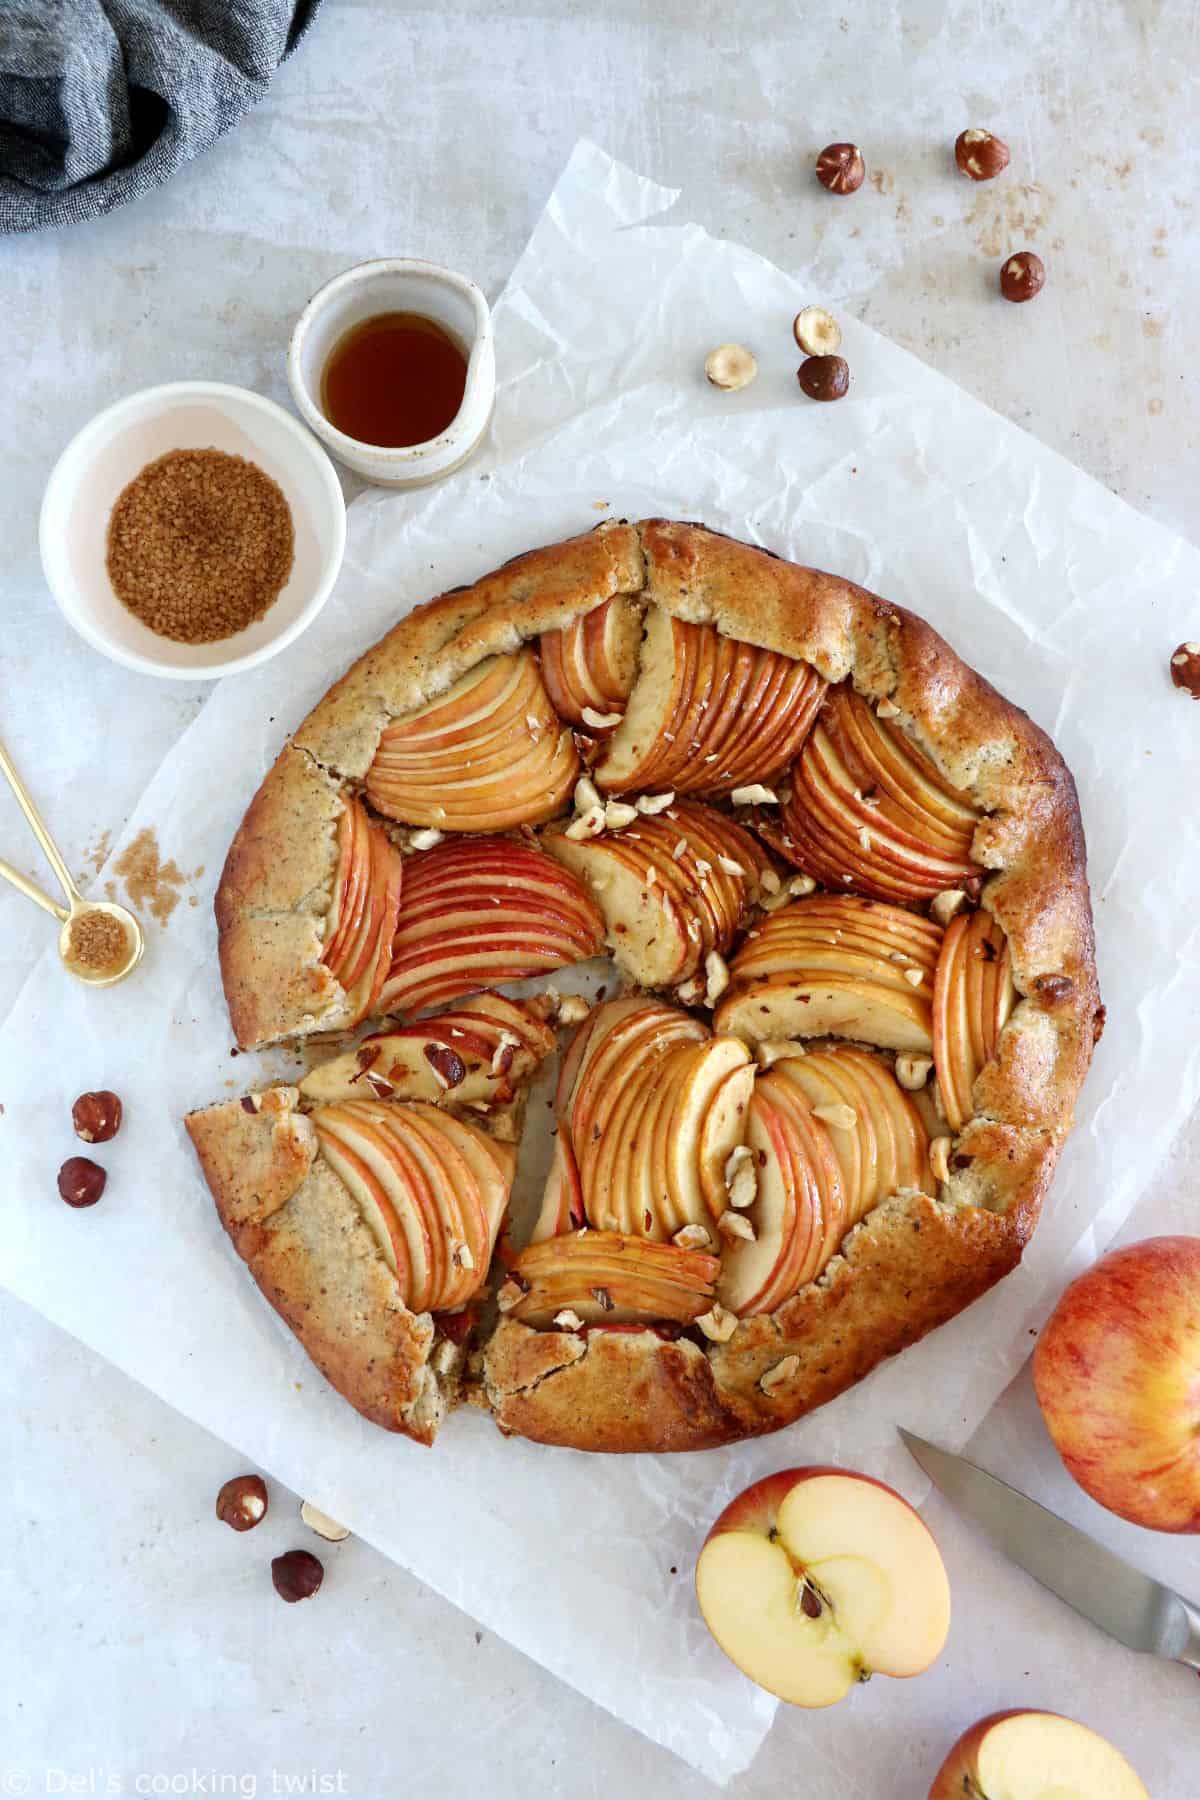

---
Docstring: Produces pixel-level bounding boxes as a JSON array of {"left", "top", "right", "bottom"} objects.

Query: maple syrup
[{"left": 320, "top": 311, "right": 468, "bottom": 449}]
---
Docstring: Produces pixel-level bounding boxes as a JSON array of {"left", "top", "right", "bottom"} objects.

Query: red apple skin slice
[
  {"left": 698, "top": 1061, "right": 756, "bottom": 1215},
  {"left": 300, "top": 993, "right": 555, "bottom": 1107},
  {"left": 781, "top": 683, "right": 982, "bottom": 901},
  {"left": 595, "top": 613, "right": 825, "bottom": 797},
  {"left": 540, "top": 596, "right": 642, "bottom": 727},
  {"left": 504, "top": 1231, "right": 719, "bottom": 1326},
  {"left": 531, "top": 1131, "right": 586, "bottom": 1242},
  {"left": 932, "top": 909, "right": 1016, "bottom": 1132},
  {"left": 381, "top": 838, "right": 604, "bottom": 1017},
  {"left": 365, "top": 650, "right": 580, "bottom": 830},
  {"left": 313, "top": 1104, "right": 435, "bottom": 1311}
]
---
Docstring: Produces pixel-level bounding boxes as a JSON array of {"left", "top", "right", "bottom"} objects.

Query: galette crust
[{"left": 202, "top": 519, "right": 1100, "bottom": 1453}]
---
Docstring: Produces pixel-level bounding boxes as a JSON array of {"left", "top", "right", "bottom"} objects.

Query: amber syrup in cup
[{"left": 320, "top": 312, "right": 468, "bottom": 449}]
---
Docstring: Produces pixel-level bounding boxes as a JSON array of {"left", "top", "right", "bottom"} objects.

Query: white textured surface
[{"left": 2, "top": 3, "right": 1199, "bottom": 1795}]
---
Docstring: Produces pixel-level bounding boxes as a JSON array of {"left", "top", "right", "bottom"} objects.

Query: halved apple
[
  {"left": 543, "top": 799, "right": 770, "bottom": 988},
  {"left": 312, "top": 1099, "right": 512, "bottom": 1313},
  {"left": 364, "top": 650, "right": 580, "bottom": 830},
  {"left": 774, "top": 1045, "right": 932, "bottom": 1226},
  {"left": 931, "top": 908, "right": 1017, "bottom": 1131},
  {"left": 539, "top": 595, "right": 643, "bottom": 729},
  {"left": 501, "top": 1230, "right": 720, "bottom": 1326},
  {"left": 714, "top": 895, "right": 943, "bottom": 1051},
  {"left": 380, "top": 837, "right": 605, "bottom": 1017},
  {"left": 321, "top": 797, "right": 405, "bottom": 1027},
  {"left": 927, "top": 1710, "right": 1148, "bottom": 1800},
  {"left": 718, "top": 1072, "right": 846, "bottom": 1316},
  {"left": 593, "top": 609, "right": 825, "bottom": 796},
  {"left": 299, "top": 992, "right": 557, "bottom": 1107},
  {"left": 781, "top": 684, "right": 982, "bottom": 900},
  {"left": 695, "top": 1468, "right": 951, "bottom": 1709}
]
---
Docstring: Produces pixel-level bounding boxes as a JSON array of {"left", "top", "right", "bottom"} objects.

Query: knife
[{"left": 900, "top": 1429, "right": 1200, "bottom": 1671}]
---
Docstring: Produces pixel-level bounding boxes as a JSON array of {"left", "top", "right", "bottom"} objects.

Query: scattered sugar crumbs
[{"left": 105, "top": 827, "right": 203, "bottom": 926}]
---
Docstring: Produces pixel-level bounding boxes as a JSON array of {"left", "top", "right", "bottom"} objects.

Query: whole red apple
[{"left": 1033, "top": 1236, "right": 1200, "bottom": 1532}]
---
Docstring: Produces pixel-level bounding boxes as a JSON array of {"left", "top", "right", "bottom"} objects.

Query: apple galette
[{"left": 186, "top": 520, "right": 1101, "bottom": 1453}]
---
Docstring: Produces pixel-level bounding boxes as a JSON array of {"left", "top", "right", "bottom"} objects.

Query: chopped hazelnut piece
[
  {"left": 636, "top": 790, "right": 676, "bottom": 815},
  {"left": 409, "top": 827, "right": 443, "bottom": 851},
  {"left": 756, "top": 1039, "right": 808, "bottom": 1067},
  {"left": 930, "top": 888, "right": 968, "bottom": 926},
  {"left": 581, "top": 706, "right": 623, "bottom": 730},
  {"left": 718, "top": 1210, "right": 756, "bottom": 1243},
  {"left": 731, "top": 784, "right": 778, "bottom": 807},
  {"left": 565, "top": 804, "right": 606, "bottom": 840},
  {"left": 574, "top": 774, "right": 602, "bottom": 814},
  {"left": 553, "top": 1308, "right": 584, "bottom": 1331},
  {"left": 300, "top": 1501, "right": 351, "bottom": 1543},
  {"left": 604, "top": 799, "right": 639, "bottom": 830},
  {"left": 894, "top": 1053, "right": 933, "bottom": 1090},
  {"left": 759, "top": 1353, "right": 801, "bottom": 1394},
  {"left": 555, "top": 993, "right": 591, "bottom": 1026},
  {"left": 812, "top": 1102, "right": 857, "bottom": 1132},
  {"left": 704, "top": 949, "right": 731, "bottom": 1006},
  {"left": 696, "top": 1304, "right": 739, "bottom": 1344},
  {"left": 876, "top": 698, "right": 901, "bottom": 719},
  {"left": 903, "top": 966, "right": 925, "bottom": 988},
  {"left": 673, "top": 1223, "right": 714, "bottom": 1251},
  {"left": 717, "top": 854, "right": 746, "bottom": 876}
]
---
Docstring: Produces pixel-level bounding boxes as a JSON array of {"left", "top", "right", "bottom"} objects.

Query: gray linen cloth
[{"left": 0, "top": 0, "right": 321, "bottom": 234}]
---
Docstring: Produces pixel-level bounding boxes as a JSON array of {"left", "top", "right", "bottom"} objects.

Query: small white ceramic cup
[{"left": 287, "top": 258, "right": 495, "bottom": 487}]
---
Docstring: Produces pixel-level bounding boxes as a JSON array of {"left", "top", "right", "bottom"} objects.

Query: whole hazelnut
[
  {"left": 1170, "top": 642, "right": 1200, "bottom": 697},
  {"left": 955, "top": 128, "right": 1010, "bottom": 181},
  {"left": 57, "top": 1156, "right": 106, "bottom": 1208},
  {"left": 797, "top": 354, "right": 851, "bottom": 402},
  {"left": 216, "top": 1474, "right": 268, "bottom": 1532},
  {"left": 815, "top": 142, "right": 865, "bottom": 195},
  {"left": 1000, "top": 250, "right": 1045, "bottom": 303},
  {"left": 272, "top": 1548, "right": 325, "bottom": 1603},
  {"left": 72, "top": 1089, "right": 123, "bottom": 1144}
]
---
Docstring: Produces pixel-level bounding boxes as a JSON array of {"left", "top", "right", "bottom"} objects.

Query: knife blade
[{"left": 900, "top": 1429, "right": 1200, "bottom": 1670}]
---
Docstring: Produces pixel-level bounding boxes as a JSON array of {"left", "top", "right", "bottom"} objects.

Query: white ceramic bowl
[
  {"left": 39, "top": 381, "right": 346, "bottom": 680},
  {"left": 287, "top": 258, "right": 495, "bottom": 487}
]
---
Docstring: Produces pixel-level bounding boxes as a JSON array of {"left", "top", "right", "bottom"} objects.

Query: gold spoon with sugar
[{"left": 0, "top": 739, "right": 143, "bottom": 986}]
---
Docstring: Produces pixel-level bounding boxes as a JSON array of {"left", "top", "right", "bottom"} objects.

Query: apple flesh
[
  {"left": 594, "top": 609, "right": 825, "bottom": 797},
  {"left": 364, "top": 650, "right": 579, "bottom": 830},
  {"left": 780, "top": 683, "right": 981, "bottom": 901},
  {"left": 380, "top": 836, "right": 605, "bottom": 1016},
  {"left": 1033, "top": 1236, "right": 1200, "bottom": 1532},
  {"left": 539, "top": 594, "right": 643, "bottom": 729},
  {"left": 927, "top": 1709, "right": 1148, "bottom": 1799},
  {"left": 931, "top": 907, "right": 1017, "bottom": 1131},
  {"left": 696, "top": 1468, "right": 950, "bottom": 1708},
  {"left": 543, "top": 798, "right": 769, "bottom": 988}
]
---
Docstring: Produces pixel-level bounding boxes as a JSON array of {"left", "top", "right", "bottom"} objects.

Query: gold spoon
[{"left": 0, "top": 739, "right": 143, "bottom": 986}]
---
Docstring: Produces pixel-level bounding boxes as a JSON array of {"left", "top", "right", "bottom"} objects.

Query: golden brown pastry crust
[
  {"left": 203, "top": 519, "right": 1100, "bottom": 1453},
  {"left": 185, "top": 1088, "right": 444, "bottom": 1444}
]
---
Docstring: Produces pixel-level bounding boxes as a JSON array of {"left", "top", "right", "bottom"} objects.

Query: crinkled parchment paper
[{"left": 3, "top": 142, "right": 1199, "bottom": 1782}]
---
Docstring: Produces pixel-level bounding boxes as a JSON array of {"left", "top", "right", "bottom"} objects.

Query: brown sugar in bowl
[{"left": 40, "top": 382, "right": 345, "bottom": 680}]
